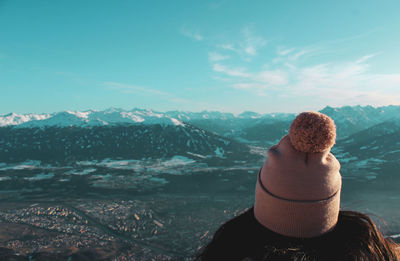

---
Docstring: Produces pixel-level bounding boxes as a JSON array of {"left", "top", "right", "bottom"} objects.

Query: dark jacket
[{"left": 196, "top": 207, "right": 397, "bottom": 261}]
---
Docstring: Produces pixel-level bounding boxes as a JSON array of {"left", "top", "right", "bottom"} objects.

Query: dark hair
[{"left": 197, "top": 209, "right": 399, "bottom": 261}]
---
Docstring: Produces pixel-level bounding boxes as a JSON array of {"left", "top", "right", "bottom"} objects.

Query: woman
[{"left": 197, "top": 112, "right": 399, "bottom": 260}]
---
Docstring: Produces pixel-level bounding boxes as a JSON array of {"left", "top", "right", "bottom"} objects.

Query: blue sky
[{"left": 0, "top": 0, "right": 399, "bottom": 114}]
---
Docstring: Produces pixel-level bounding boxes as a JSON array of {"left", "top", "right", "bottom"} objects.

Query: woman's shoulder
[
  {"left": 212, "top": 207, "right": 274, "bottom": 240},
  {"left": 196, "top": 207, "right": 294, "bottom": 260}
]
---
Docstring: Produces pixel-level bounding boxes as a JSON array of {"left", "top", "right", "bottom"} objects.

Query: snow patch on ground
[
  {"left": 77, "top": 156, "right": 197, "bottom": 174},
  {"left": 170, "top": 118, "right": 185, "bottom": 126},
  {"left": 343, "top": 138, "right": 354, "bottom": 144},
  {"left": 0, "top": 160, "right": 43, "bottom": 170},
  {"left": 148, "top": 176, "right": 168, "bottom": 184},
  {"left": 0, "top": 176, "right": 11, "bottom": 181},
  {"left": 161, "top": 156, "right": 195, "bottom": 167},
  {"left": 187, "top": 152, "right": 207, "bottom": 159},
  {"left": 94, "top": 159, "right": 143, "bottom": 171},
  {"left": 365, "top": 175, "right": 377, "bottom": 180},
  {"left": 215, "top": 147, "right": 225, "bottom": 157},
  {"left": 65, "top": 168, "right": 97, "bottom": 175},
  {"left": 24, "top": 173, "right": 54, "bottom": 181},
  {"left": 92, "top": 174, "right": 112, "bottom": 180},
  {"left": 339, "top": 156, "right": 358, "bottom": 163},
  {"left": 354, "top": 158, "right": 387, "bottom": 168}
]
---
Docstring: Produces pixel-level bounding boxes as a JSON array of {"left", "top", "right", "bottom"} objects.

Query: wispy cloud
[
  {"left": 180, "top": 26, "right": 204, "bottom": 41},
  {"left": 209, "top": 1, "right": 226, "bottom": 9},
  {"left": 104, "top": 81, "right": 192, "bottom": 104},
  {"left": 105, "top": 82, "right": 167, "bottom": 96},
  {"left": 181, "top": 25, "right": 398, "bottom": 109},
  {"left": 211, "top": 52, "right": 400, "bottom": 107},
  {"left": 277, "top": 47, "right": 295, "bottom": 56},
  {"left": 216, "top": 27, "right": 267, "bottom": 60},
  {"left": 355, "top": 53, "right": 380, "bottom": 64},
  {"left": 274, "top": 46, "right": 323, "bottom": 64},
  {"left": 255, "top": 70, "right": 289, "bottom": 86},
  {"left": 213, "top": 64, "right": 250, "bottom": 77},
  {"left": 231, "top": 83, "right": 269, "bottom": 96},
  {"left": 218, "top": 44, "right": 237, "bottom": 51},
  {"left": 212, "top": 64, "right": 288, "bottom": 86},
  {"left": 240, "top": 27, "right": 267, "bottom": 56},
  {"left": 208, "top": 51, "right": 230, "bottom": 62}
]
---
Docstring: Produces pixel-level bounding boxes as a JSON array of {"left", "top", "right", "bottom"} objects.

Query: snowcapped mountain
[
  {"left": 165, "top": 111, "right": 236, "bottom": 121},
  {"left": 2, "top": 105, "right": 399, "bottom": 148},
  {"left": 0, "top": 108, "right": 185, "bottom": 128},
  {"left": 0, "top": 113, "right": 51, "bottom": 127},
  {"left": 320, "top": 105, "right": 400, "bottom": 137},
  {"left": 0, "top": 108, "right": 297, "bottom": 128}
]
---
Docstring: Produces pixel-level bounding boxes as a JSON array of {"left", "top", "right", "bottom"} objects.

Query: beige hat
[{"left": 254, "top": 112, "right": 342, "bottom": 238}]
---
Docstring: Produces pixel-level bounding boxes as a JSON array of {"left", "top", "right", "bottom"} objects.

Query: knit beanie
[{"left": 254, "top": 112, "right": 342, "bottom": 238}]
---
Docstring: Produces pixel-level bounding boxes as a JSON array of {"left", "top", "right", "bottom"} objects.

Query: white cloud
[
  {"left": 216, "top": 28, "right": 267, "bottom": 59},
  {"left": 212, "top": 64, "right": 288, "bottom": 87},
  {"left": 255, "top": 70, "right": 289, "bottom": 86},
  {"left": 240, "top": 27, "right": 267, "bottom": 57},
  {"left": 104, "top": 81, "right": 194, "bottom": 105},
  {"left": 200, "top": 28, "right": 397, "bottom": 108},
  {"left": 290, "top": 50, "right": 310, "bottom": 61},
  {"left": 355, "top": 53, "right": 380, "bottom": 64},
  {"left": 277, "top": 48, "right": 295, "bottom": 56},
  {"left": 232, "top": 83, "right": 269, "bottom": 96},
  {"left": 244, "top": 46, "right": 256, "bottom": 56},
  {"left": 180, "top": 27, "right": 204, "bottom": 41},
  {"left": 209, "top": 1, "right": 226, "bottom": 9},
  {"left": 287, "top": 56, "right": 400, "bottom": 106},
  {"left": 208, "top": 52, "right": 230, "bottom": 62},
  {"left": 212, "top": 64, "right": 250, "bottom": 77},
  {"left": 105, "top": 82, "right": 169, "bottom": 96},
  {"left": 211, "top": 53, "right": 400, "bottom": 107},
  {"left": 218, "top": 44, "right": 236, "bottom": 51},
  {"left": 274, "top": 46, "right": 327, "bottom": 64}
]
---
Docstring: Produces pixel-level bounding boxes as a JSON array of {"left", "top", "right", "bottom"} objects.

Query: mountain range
[
  {"left": 2, "top": 105, "right": 399, "bottom": 136},
  {"left": 0, "top": 105, "right": 399, "bottom": 173}
]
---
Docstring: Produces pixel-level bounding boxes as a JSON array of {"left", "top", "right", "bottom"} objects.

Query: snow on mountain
[
  {"left": 165, "top": 110, "right": 295, "bottom": 121},
  {"left": 320, "top": 105, "right": 400, "bottom": 137},
  {"left": 1, "top": 109, "right": 185, "bottom": 128},
  {"left": 165, "top": 111, "right": 236, "bottom": 121},
  {"left": 0, "top": 113, "right": 51, "bottom": 127},
  {"left": 237, "top": 111, "right": 262, "bottom": 119},
  {"left": 2, "top": 105, "right": 399, "bottom": 131},
  {"left": 0, "top": 108, "right": 295, "bottom": 128}
]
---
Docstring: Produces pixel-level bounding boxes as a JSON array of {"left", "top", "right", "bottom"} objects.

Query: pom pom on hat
[{"left": 289, "top": 112, "right": 336, "bottom": 153}]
